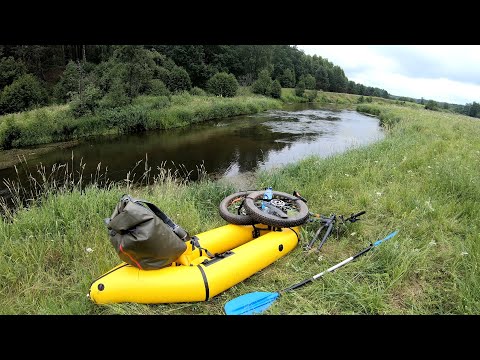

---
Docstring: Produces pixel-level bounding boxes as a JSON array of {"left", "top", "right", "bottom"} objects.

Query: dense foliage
[
  {"left": 252, "top": 69, "right": 273, "bottom": 96},
  {"left": 206, "top": 72, "right": 238, "bottom": 97},
  {"left": 0, "top": 45, "right": 392, "bottom": 116},
  {"left": 0, "top": 45, "right": 476, "bottom": 119},
  {"left": 0, "top": 74, "right": 48, "bottom": 114}
]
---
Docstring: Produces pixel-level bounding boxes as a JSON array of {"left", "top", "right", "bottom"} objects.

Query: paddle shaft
[
  {"left": 281, "top": 246, "right": 372, "bottom": 292},
  {"left": 281, "top": 230, "right": 398, "bottom": 293},
  {"left": 223, "top": 230, "right": 398, "bottom": 315}
]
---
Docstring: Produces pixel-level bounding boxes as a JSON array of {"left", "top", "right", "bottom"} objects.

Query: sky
[{"left": 297, "top": 45, "right": 480, "bottom": 105}]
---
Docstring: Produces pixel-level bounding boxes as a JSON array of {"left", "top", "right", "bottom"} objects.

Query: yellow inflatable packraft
[{"left": 89, "top": 223, "right": 299, "bottom": 304}]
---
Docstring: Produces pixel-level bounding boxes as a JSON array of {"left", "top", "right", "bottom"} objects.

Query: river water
[{"left": 0, "top": 103, "right": 383, "bottom": 198}]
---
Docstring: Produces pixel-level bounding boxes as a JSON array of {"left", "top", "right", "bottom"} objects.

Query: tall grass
[
  {"left": 0, "top": 100, "right": 478, "bottom": 314},
  {"left": 254, "top": 104, "right": 480, "bottom": 314}
]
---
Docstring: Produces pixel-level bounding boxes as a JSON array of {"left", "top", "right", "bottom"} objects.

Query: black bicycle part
[
  {"left": 293, "top": 190, "right": 308, "bottom": 203},
  {"left": 243, "top": 190, "right": 310, "bottom": 228},
  {"left": 305, "top": 214, "right": 336, "bottom": 251},
  {"left": 344, "top": 210, "right": 366, "bottom": 223},
  {"left": 337, "top": 211, "right": 365, "bottom": 225},
  {"left": 305, "top": 210, "right": 365, "bottom": 252},
  {"left": 316, "top": 219, "right": 335, "bottom": 251},
  {"left": 218, "top": 191, "right": 256, "bottom": 225}
]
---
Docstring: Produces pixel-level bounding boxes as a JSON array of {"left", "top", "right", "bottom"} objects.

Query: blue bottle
[{"left": 262, "top": 187, "right": 273, "bottom": 212}]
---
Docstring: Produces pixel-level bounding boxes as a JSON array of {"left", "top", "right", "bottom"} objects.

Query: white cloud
[{"left": 297, "top": 45, "right": 480, "bottom": 105}]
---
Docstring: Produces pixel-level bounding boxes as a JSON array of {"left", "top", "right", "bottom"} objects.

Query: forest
[
  {"left": 1, "top": 45, "right": 478, "bottom": 120},
  {"left": 0, "top": 45, "right": 391, "bottom": 115}
]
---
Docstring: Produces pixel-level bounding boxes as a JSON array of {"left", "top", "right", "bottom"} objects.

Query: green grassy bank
[
  {"left": 0, "top": 91, "right": 282, "bottom": 150},
  {"left": 0, "top": 87, "right": 401, "bottom": 169},
  {"left": 1, "top": 98, "right": 478, "bottom": 315}
]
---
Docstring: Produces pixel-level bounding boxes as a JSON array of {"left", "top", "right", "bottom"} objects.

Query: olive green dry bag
[{"left": 105, "top": 194, "right": 188, "bottom": 270}]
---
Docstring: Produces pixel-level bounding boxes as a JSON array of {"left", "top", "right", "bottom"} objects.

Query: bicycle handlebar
[
  {"left": 352, "top": 210, "right": 366, "bottom": 218},
  {"left": 305, "top": 210, "right": 365, "bottom": 252},
  {"left": 345, "top": 210, "right": 366, "bottom": 222},
  {"left": 293, "top": 190, "right": 307, "bottom": 203}
]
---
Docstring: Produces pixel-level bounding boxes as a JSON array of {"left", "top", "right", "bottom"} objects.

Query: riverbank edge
[{"left": 0, "top": 94, "right": 277, "bottom": 169}]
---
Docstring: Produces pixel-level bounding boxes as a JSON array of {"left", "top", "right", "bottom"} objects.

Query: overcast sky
[{"left": 297, "top": 45, "right": 480, "bottom": 105}]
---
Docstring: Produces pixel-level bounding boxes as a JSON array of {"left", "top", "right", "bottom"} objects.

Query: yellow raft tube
[{"left": 89, "top": 224, "right": 300, "bottom": 304}]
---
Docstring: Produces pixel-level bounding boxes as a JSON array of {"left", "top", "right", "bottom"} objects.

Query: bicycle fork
[{"left": 305, "top": 215, "right": 335, "bottom": 251}]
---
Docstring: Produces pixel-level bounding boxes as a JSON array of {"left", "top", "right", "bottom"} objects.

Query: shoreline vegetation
[{"left": 0, "top": 92, "right": 479, "bottom": 314}]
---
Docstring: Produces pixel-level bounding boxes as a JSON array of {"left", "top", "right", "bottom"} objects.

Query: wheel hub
[{"left": 270, "top": 199, "right": 285, "bottom": 207}]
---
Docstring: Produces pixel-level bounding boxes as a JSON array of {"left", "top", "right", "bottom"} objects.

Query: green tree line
[
  {"left": 419, "top": 97, "right": 480, "bottom": 118},
  {"left": 0, "top": 45, "right": 395, "bottom": 117},
  {"left": 387, "top": 95, "right": 480, "bottom": 119}
]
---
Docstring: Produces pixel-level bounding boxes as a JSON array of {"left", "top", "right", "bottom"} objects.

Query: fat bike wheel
[
  {"left": 219, "top": 191, "right": 256, "bottom": 225},
  {"left": 243, "top": 190, "right": 309, "bottom": 228}
]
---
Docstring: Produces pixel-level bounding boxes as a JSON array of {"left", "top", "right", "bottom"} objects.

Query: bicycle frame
[{"left": 305, "top": 211, "right": 365, "bottom": 252}]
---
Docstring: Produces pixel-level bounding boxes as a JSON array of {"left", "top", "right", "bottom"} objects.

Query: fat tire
[
  {"left": 244, "top": 190, "right": 309, "bottom": 227},
  {"left": 219, "top": 191, "right": 256, "bottom": 225}
]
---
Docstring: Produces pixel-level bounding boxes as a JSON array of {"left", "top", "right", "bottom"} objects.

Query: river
[{"left": 0, "top": 103, "right": 383, "bottom": 199}]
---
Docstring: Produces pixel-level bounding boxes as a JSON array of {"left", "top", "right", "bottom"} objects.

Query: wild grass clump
[{"left": 0, "top": 154, "right": 232, "bottom": 314}]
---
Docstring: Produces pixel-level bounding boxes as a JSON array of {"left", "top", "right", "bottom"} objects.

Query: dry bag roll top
[{"left": 105, "top": 194, "right": 188, "bottom": 270}]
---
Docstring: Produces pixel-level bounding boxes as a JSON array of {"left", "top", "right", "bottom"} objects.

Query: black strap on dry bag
[{"left": 134, "top": 198, "right": 190, "bottom": 242}]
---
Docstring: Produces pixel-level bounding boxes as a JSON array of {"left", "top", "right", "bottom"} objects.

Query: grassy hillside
[{"left": 280, "top": 88, "right": 421, "bottom": 109}]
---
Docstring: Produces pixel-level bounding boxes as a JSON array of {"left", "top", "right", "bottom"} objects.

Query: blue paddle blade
[
  {"left": 224, "top": 291, "right": 280, "bottom": 315},
  {"left": 373, "top": 230, "right": 399, "bottom": 247}
]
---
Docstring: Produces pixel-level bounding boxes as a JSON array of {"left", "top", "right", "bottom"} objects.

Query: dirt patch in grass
[{"left": 390, "top": 279, "right": 425, "bottom": 311}]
